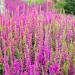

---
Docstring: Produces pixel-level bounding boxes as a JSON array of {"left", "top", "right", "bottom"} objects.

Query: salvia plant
[{"left": 0, "top": 0, "right": 75, "bottom": 75}]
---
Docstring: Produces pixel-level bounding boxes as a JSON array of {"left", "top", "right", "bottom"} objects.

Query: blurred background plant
[
  {"left": 0, "top": 0, "right": 75, "bottom": 15},
  {"left": 22, "top": 0, "right": 44, "bottom": 5},
  {"left": 22, "top": 0, "right": 75, "bottom": 14},
  {"left": 54, "top": 0, "right": 75, "bottom": 14}
]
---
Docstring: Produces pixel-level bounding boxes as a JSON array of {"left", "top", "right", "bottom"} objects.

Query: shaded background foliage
[
  {"left": 23, "top": 0, "right": 75, "bottom": 14},
  {"left": 64, "top": 0, "right": 75, "bottom": 14},
  {"left": 54, "top": 0, "right": 75, "bottom": 14}
]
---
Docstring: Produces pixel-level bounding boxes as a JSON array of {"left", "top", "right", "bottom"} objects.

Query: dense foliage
[
  {"left": 64, "top": 0, "right": 75, "bottom": 14},
  {"left": 54, "top": 0, "right": 75, "bottom": 14}
]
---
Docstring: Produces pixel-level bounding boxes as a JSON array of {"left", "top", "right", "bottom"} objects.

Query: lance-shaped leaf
[
  {"left": 6, "top": 48, "right": 10, "bottom": 56},
  {"left": 0, "top": 63, "right": 4, "bottom": 75},
  {"left": 68, "top": 42, "right": 74, "bottom": 52},
  {"left": 14, "top": 48, "right": 20, "bottom": 59},
  {"left": 72, "top": 55, "right": 75, "bottom": 63},
  {"left": 63, "top": 61, "right": 68, "bottom": 75}
]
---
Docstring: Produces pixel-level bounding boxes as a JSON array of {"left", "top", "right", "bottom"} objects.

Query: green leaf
[
  {"left": 0, "top": 64, "right": 4, "bottom": 75},
  {"left": 63, "top": 61, "right": 68, "bottom": 75},
  {"left": 72, "top": 55, "right": 75, "bottom": 63},
  {"left": 28, "top": 0, "right": 44, "bottom": 4},
  {"left": 0, "top": 64, "right": 3, "bottom": 70},
  {"left": 6, "top": 48, "right": 10, "bottom": 56},
  {"left": 69, "top": 42, "right": 74, "bottom": 52},
  {"left": 33, "top": 0, "right": 44, "bottom": 3},
  {"left": 14, "top": 49, "right": 20, "bottom": 59},
  {"left": 8, "top": 58, "right": 11, "bottom": 65}
]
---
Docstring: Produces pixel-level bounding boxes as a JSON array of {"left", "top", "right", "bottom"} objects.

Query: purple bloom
[{"left": 49, "top": 62, "right": 59, "bottom": 75}]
